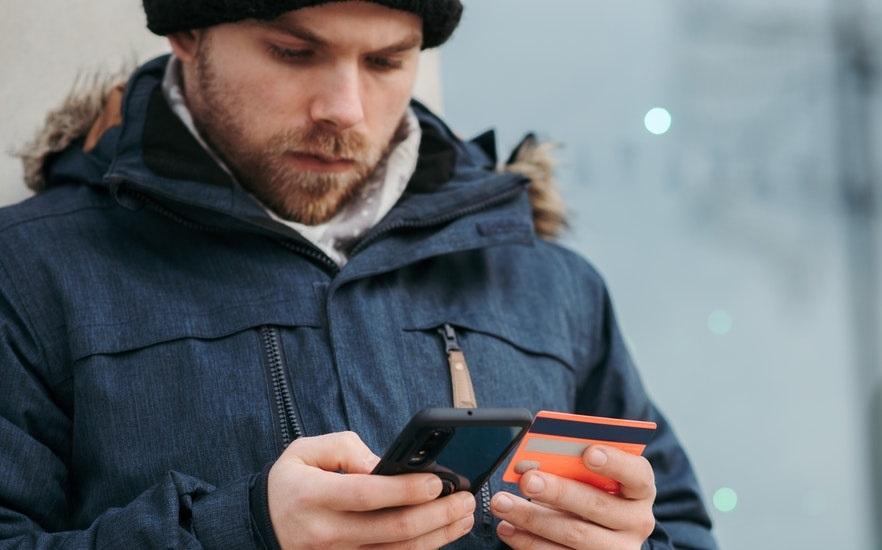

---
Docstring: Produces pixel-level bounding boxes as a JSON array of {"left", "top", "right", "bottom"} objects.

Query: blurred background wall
[
  {"left": 2, "top": 1, "right": 881, "bottom": 548},
  {"left": 440, "top": 1, "right": 882, "bottom": 548}
]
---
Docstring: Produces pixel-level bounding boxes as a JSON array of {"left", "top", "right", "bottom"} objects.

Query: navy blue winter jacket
[{"left": 0, "top": 56, "right": 716, "bottom": 549}]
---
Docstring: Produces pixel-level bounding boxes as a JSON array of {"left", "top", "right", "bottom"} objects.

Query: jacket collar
[{"left": 46, "top": 55, "right": 534, "bottom": 272}]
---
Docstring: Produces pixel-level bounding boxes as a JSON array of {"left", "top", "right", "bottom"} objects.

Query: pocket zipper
[
  {"left": 438, "top": 324, "right": 493, "bottom": 533},
  {"left": 438, "top": 324, "right": 477, "bottom": 409},
  {"left": 261, "top": 326, "right": 303, "bottom": 448}
]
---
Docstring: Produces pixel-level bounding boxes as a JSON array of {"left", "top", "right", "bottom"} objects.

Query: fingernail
[
  {"left": 458, "top": 515, "right": 474, "bottom": 532},
  {"left": 525, "top": 473, "right": 545, "bottom": 494},
  {"left": 514, "top": 460, "right": 540, "bottom": 474},
  {"left": 426, "top": 476, "right": 443, "bottom": 497},
  {"left": 587, "top": 447, "right": 608, "bottom": 467},
  {"left": 461, "top": 493, "right": 476, "bottom": 514},
  {"left": 493, "top": 493, "right": 513, "bottom": 513},
  {"left": 498, "top": 521, "right": 516, "bottom": 537}
]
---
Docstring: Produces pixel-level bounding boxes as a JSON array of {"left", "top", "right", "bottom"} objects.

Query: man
[{"left": 0, "top": 1, "right": 716, "bottom": 548}]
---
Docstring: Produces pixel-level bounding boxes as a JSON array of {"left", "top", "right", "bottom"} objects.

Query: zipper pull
[
  {"left": 438, "top": 324, "right": 477, "bottom": 409},
  {"left": 440, "top": 323, "right": 461, "bottom": 353}
]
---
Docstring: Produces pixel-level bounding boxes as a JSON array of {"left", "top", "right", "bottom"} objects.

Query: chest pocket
[
  {"left": 403, "top": 311, "right": 578, "bottom": 412},
  {"left": 65, "top": 296, "right": 322, "bottom": 525}
]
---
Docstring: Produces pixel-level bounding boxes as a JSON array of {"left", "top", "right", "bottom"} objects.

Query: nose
[{"left": 309, "top": 64, "right": 365, "bottom": 131}]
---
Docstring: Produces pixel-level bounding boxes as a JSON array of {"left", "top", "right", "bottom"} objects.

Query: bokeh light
[
  {"left": 644, "top": 107, "right": 672, "bottom": 135},
  {"left": 708, "top": 309, "right": 734, "bottom": 335},
  {"left": 713, "top": 487, "right": 738, "bottom": 513}
]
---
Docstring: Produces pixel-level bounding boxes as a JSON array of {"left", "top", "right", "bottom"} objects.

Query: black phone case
[{"left": 371, "top": 407, "right": 533, "bottom": 495}]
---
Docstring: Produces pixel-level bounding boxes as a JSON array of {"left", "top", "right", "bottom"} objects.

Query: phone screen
[{"left": 427, "top": 425, "right": 523, "bottom": 491}]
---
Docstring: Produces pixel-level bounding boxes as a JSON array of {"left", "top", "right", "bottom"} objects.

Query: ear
[{"left": 167, "top": 30, "right": 202, "bottom": 64}]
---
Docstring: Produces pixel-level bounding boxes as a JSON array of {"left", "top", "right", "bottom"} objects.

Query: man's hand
[
  {"left": 268, "top": 431, "right": 476, "bottom": 549},
  {"left": 490, "top": 445, "right": 656, "bottom": 550}
]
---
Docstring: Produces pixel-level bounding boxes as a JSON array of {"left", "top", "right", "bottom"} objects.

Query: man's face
[{"left": 177, "top": 1, "right": 422, "bottom": 225}]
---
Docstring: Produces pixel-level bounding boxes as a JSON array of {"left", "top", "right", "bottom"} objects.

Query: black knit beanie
[{"left": 143, "top": 0, "right": 463, "bottom": 49}]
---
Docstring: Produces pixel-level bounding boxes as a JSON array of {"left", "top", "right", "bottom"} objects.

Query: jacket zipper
[
  {"left": 480, "top": 482, "right": 493, "bottom": 532},
  {"left": 118, "top": 188, "right": 313, "bottom": 450},
  {"left": 261, "top": 326, "right": 303, "bottom": 448},
  {"left": 437, "top": 324, "right": 493, "bottom": 533}
]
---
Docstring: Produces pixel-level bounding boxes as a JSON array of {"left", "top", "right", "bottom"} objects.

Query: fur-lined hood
[{"left": 20, "top": 74, "right": 567, "bottom": 239}]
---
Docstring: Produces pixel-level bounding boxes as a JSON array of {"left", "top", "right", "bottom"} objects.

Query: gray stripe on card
[{"left": 524, "top": 437, "right": 587, "bottom": 457}]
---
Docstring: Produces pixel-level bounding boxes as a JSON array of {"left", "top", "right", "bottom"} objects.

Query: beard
[{"left": 187, "top": 39, "right": 398, "bottom": 225}]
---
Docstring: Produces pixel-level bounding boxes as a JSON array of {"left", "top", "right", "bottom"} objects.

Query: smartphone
[{"left": 372, "top": 408, "right": 533, "bottom": 496}]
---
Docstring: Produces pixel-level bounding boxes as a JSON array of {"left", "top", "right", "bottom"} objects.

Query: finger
[
  {"left": 582, "top": 445, "right": 656, "bottom": 501},
  {"left": 305, "top": 469, "right": 446, "bottom": 511},
  {"left": 496, "top": 521, "right": 569, "bottom": 550},
  {"left": 350, "top": 491, "right": 476, "bottom": 543},
  {"left": 514, "top": 459, "right": 541, "bottom": 474},
  {"left": 519, "top": 470, "right": 639, "bottom": 530},
  {"left": 366, "top": 513, "right": 475, "bottom": 549},
  {"left": 491, "top": 492, "right": 619, "bottom": 550},
  {"left": 285, "top": 431, "right": 380, "bottom": 474},
  {"left": 533, "top": 499, "right": 563, "bottom": 512},
  {"left": 496, "top": 520, "right": 624, "bottom": 550}
]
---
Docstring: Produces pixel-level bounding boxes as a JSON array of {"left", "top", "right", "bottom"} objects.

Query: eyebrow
[{"left": 262, "top": 22, "right": 422, "bottom": 54}]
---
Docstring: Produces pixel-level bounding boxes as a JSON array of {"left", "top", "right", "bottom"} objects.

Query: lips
[
  {"left": 300, "top": 151, "right": 352, "bottom": 163},
  {"left": 285, "top": 151, "right": 356, "bottom": 172}
]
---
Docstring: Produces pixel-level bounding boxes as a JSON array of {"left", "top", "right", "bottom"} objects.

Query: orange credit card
[{"left": 502, "top": 410, "right": 657, "bottom": 494}]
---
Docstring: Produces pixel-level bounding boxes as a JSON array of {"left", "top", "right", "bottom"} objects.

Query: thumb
[{"left": 285, "top": 431, "right": 381, "bottom": 474}]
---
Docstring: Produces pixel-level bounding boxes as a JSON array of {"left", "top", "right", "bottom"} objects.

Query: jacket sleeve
[
  {"left": 0, "top": 263, "right": 271, "bottom": 550},
  {"left": 574, "top": 281, "right": 718, "bottom": 550}
]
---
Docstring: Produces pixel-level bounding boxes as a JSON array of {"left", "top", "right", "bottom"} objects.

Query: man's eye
[
  {"left": 269, "top": 45, "right": 314, "bottom": 62},
  {"left": 368, "top": 56, "right": 403, "bottom": 71}
]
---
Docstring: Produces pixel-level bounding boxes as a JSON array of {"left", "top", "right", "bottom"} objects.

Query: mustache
[{"left": 269, "top": 125, "right": 371, "bottom": 162}]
